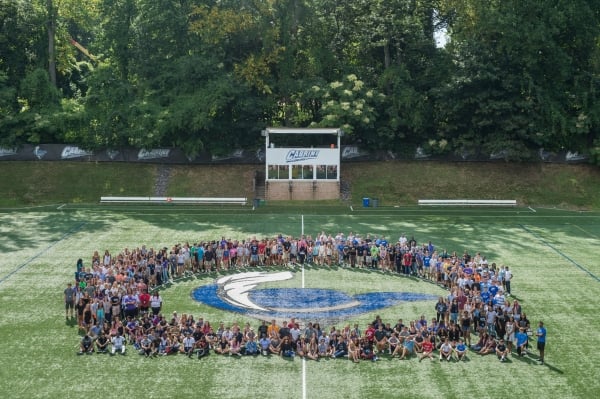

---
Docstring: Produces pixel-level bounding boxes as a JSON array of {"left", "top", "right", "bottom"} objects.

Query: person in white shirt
[
  {"left": 439, "top": 338, "right": 453, "bottom": 361},
  {"left": 183, "top": 333, "right": 196, "bottom": 357},
  {"left": 111, "top": 333, "right": 126, "bottom": 355}
]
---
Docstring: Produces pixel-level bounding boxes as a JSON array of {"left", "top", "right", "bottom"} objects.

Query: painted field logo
[{"left": 191, "top": 271, "right": 437, "bottom": 323}]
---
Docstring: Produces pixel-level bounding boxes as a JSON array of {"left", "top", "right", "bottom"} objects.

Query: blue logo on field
[{"left": 191, "top": 271, "right": 437, "bottom": 323}]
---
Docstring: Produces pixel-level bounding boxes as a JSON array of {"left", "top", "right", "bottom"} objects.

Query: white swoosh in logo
[{"left": 217, "top": 271, "right": 293, "bottom": 311}]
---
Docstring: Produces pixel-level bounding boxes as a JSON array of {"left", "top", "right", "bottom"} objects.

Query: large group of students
[{"left": 67, "top": 231, "right": 546, "bottom": 364}]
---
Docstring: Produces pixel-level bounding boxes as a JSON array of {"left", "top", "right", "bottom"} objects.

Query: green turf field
[{"left": 0, "top": 204, "right": 598, "bottom": 399}]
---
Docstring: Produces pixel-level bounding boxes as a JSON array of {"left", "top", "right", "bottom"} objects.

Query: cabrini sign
[
  {"left": 285, "top": 149, "right": 320, "bottom": 163},
  {"left": 0, "top": 147, "right": 17, "bottom": 157},
  {"left": 137, "top": 148, "right": 170, "bottom": 160},
  {"left": 61, "top": 146, "right": 93, "bottom": 159}
]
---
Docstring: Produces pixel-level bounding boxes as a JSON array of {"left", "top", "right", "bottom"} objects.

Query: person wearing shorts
[
  {"left": 64, "top": 283, "right": 76, "bottom": 319},
  {"left": 536, "top": 321, "right": 546, "bottom": 364}
]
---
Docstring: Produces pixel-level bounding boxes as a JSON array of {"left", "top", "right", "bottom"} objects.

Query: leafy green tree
[
  {"left": 17, "top": 68, "right": 62, "bottom": 144},
  {"left": 436, "top": 0, "right": 600, "bottom": 160}
]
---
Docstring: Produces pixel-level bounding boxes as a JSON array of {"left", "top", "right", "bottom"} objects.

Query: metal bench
[
  {"left": 100, "top": 196, "right": 248, "bottom": 205},
  {"left": 418, "top": 199, "right": 517, "bottom": 206}
]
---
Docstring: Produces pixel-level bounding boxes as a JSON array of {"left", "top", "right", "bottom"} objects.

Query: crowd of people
[{"left": 67, "top": 231, "right": 546, "bottom": 364}]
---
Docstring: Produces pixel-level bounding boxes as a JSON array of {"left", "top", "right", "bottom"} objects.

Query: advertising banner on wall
[
  {"left": 0, "top": 144, "right": 590, "bottom": 164},
  {"left": 266, "top": 148, "right": 339, "bottom": 165}
]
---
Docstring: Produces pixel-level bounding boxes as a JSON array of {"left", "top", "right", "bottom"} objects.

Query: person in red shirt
[
  {"left": 138, "top": 290, "right": 151, "bottom": 315},
  {"left": 364, "top": 324, "right": 376, "bottom": 345},
  {"left": 419, "top": 338, "right": 435, "bottom": 361}
]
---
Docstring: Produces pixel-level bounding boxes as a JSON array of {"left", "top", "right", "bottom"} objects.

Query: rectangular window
[
  {"left": 268, "top": 165, "right": 289, "bottom": 179},
  {"left": 292, "top": 165, "right": 313, "bottom": 179},
  {"left": 327, "top": 165, "right": 337, "bottom": 179}
]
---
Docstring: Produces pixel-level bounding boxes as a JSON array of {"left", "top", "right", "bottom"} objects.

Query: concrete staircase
[{"left": 254, "top": 170, "right": 266, "bottom": 200}]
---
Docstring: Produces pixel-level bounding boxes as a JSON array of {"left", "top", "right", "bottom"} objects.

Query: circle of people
[{"left": 67, "top": 231, "right": 546, "bottom": 364}]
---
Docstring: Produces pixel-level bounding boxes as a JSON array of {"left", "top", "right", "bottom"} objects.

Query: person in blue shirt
[
  {"left": 536, "top": 321, "right": 546, "bottom": 364},
  {"left": 515, "top": 327, "right": 528, "bottom": 356},
  {"left": 455, "top": 338, "right": 467, "bottom": 361}
]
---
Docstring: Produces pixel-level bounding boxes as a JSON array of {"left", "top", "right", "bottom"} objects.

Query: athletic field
[{"left": 0, "top": 204, "right": 598, "bottom": 399}]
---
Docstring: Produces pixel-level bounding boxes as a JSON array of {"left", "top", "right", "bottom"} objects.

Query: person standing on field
[
  {"left": 536, "top": 321, "right": 546, "bottom": 365},
  {"left": 64, "top": 282, "right": 76, "bottom": 319},
  {"left": 504, "top": 266, "right": 512, "bottom": 295}
]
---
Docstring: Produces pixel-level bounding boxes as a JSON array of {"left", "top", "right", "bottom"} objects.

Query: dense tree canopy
[{"left": 0, "top": 0, "right": 598, "bottom": 162}]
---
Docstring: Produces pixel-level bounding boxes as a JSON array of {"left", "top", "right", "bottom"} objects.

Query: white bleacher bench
[
  {"left": 100, "top": 196, "right": 248, "bottom": 205},
  {"left": 418, "top": 199, "right": 517, "bottom": 206}
]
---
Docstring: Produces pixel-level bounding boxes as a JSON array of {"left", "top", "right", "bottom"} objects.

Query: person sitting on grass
[
  {"left": 419, "top": 338, "right": 435, "bottom": 361},
  {"left": 78, "top": 333, "right": 94, "bottom": 355},
  {"left": 140, "top": 334, "right": 154, "bottom": 357},
  {"left": 244, "top": 335, "right": 258, "bottom": 356},
  {"left": 348, "top": 337, "right": 361, "bottom": 363},
  {"left": 470, "top": 331, "right": 489, "bottom": 352},
  {"left": 306, "top": 336, "right": 319, "bottom": 360},
  {"left": 454, "top": 338, "right": 468, "bottom": 361},
  {"left": 111, "top": 333, "right": 126, "bottom": 355},
  {"left": 374, "top": 324, "right": 388, "bottom": 354},
  {"left": 269, "top": 334, "right": 281, "bottom": 355},
  {"left": 190, "top": 335, "right": 205, "bottom": 358},
  {"left": 496, "top": 338, "right": 509, "bottom": 362},
  {"left": 229, "top": 336, "right": 242, "bottom": 356},
  {"left": 183, "top": 333, "right": 196, "bottom": 358},
  {"left": 318, "top": 337, "right": 330, "bottom": 358},
  {"left": 398, "top": 335, "right": 416, "bottom": 360},
  {"left": 332, "top": 336, "right": 348, "bottom": 359},
  {"left": 95, "top": 332, "right": 109, "bottom": 353},
  {"left": 259, "top": 334, "right": 271, "bottom": 356},
  {"left": 478, "top": 335, "right": 497, "bottom": 356},
  {"left": 280, "top": 336, "right": 295, "bottom": 358},
  {"left": 439, "top": 338, "right": 453, "bottom": 361},
  {"left": 387, "top": 332, "right": 400, "bottom": 355},
  {"left": 214, "top": 335, "right": 230, "bottom": 355}
]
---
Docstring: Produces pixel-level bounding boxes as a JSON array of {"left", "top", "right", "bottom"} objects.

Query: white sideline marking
[
  {"left": 302, "top": 358, "right": 307, "bottom": 399},
  {"left": 301, "top": 214, "right": 306, "bottom": 399}
]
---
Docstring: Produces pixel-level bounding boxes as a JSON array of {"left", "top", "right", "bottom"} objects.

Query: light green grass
[{"left": 0, "top": 206, "right": 598, "bottom": 399}]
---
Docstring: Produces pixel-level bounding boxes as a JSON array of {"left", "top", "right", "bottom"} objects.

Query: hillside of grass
[{"left": 0, "top": 161, "right": 598, "bottom": 209}]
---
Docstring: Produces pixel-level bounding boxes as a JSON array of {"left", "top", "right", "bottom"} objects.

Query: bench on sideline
[
  {"left": 418, "top": 199, "right": 517, "bottom": 206},
  {"left": 100, "top": 196, "right": 248, "bottom": 205}
]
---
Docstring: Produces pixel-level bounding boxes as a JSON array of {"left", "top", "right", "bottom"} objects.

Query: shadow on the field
[{"left": 65, "top": 316, "right": 77, "bottom": 328}]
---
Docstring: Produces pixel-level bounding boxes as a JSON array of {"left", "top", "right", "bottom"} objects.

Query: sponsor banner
[
  {"left": 0, "top": 144, "right": 590, "bottom": 164},
  {"left": 341, "top": 145, "right": 369, "bottom": 160},
  {"left": 0, "top": 147, "right": 18, "bottom": 158},
  {"left": 267, "top": 148, "right": 339, "bottom": 165},
  {"left": 61, "top": 146, "right": 93, "bottom": 159}
]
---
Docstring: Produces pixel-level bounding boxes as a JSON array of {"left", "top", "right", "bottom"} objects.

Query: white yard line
[{"left": 301, "top": 214, "right": 307, "bottom": 399}]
